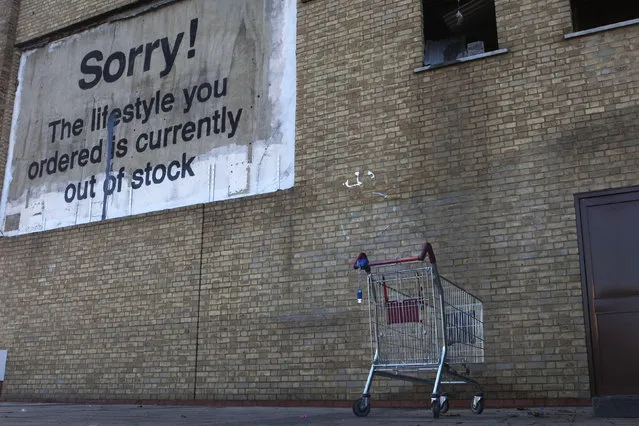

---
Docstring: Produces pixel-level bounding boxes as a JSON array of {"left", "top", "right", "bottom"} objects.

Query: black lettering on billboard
[
  {"left": 103, "top": 52, "right": 126, "bottom": 83},
  {"left": 78, "top": 50, "right": 103, "bottom": 90}
]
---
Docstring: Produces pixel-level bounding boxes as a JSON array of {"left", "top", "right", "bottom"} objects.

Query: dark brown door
[{"left": 576, "top": 187, "right": 639, "bottom": 396}]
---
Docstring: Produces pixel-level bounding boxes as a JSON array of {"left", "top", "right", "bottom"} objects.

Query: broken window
[
  {"left": 570, "top": 0, "right": 639, "bottom": 32},
  {"left": 422, "top": 0, "right": 499, "bottom": 67}
]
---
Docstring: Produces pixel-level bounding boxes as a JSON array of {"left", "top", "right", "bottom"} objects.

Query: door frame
[{"left": 574, "top": 185, "right": 639, "bottom": 397}]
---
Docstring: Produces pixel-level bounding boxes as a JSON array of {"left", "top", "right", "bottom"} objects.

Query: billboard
[{"left": 1, "top": 0, "right": 295, "bottom": 236}]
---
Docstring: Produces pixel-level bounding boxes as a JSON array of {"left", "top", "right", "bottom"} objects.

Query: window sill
[
  {"left": 414, "top": 48, "right": 509, "bottom": 73},
  {"left": 564, "top": 18, "right": 639, "bottom": 40}
]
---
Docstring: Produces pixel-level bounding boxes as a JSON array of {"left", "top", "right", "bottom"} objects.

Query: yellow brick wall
[
  {"left": 0, "top": 0, "right": 20, "bottom": 182},
  {"left": 15, "top": 0, "right": 141, "bottom": 44},
  {"left": 0, "top": 207, "right": 202, "bottom": 399},
  {"left": 1, "top": 0, "right": 638, "bottom": 403}
]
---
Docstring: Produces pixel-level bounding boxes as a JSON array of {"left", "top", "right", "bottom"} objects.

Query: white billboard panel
[{"left": 1, "top": 0, "right": 295, "bottom": 236}]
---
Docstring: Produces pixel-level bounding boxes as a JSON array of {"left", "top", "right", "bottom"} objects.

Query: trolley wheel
[
  {"left": 471, "top": 395, "right": 484, "bottom": 415},
  {"left": 431, "top": 399, "right": 441, "bottom": 419},
  {"left": 352, "top": 397, "right": 371, "bottom": 417},
  {"left": 440, "top": 399, "right": 449, "bottom": 414}
]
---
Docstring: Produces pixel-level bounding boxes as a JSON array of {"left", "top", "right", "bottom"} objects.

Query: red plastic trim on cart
[{"left": 353, "top": 242, "right": 436, "bottom": 269}]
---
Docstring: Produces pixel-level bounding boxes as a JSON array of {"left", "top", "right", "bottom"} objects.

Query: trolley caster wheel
[
  {"left": 471, "top": 394, "right": 484, "bottom": 415},
  {"left": 440, "top": 399, "right": 449, "bottom": 414},
  {"left": 353, "top": 397, "right": 371, "bottom": 417},
  {"left": 431, "top": 399, "right": 441, "bottom": 419}
]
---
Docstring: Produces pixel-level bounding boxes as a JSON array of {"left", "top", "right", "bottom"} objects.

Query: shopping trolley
[{"left": 352, "top": 242, "right": 485, "bottom": 419}]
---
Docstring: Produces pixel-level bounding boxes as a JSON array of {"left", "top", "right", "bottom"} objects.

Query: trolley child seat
[{"left": 352, "top": 242, "right": 485, "bottom": 419}]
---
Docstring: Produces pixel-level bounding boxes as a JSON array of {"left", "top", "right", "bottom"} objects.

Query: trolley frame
[{"left": 352, "top": 242, "right": 485, "bottom": 418}]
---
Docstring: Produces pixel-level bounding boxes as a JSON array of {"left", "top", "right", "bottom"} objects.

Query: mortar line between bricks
[{"left": 193, "top": 204, "right": 205, "bottom": 399}]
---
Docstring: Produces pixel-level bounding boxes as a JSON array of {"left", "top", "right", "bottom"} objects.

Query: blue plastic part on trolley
[
  {"left": 356, "top": 257, "right": 369, "bottom": 270},
  {"left": 354, "top": 253, "right": 371, "bottom": 274}
]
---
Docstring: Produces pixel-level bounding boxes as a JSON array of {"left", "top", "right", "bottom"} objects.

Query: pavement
[{"left": 1, "top": 403, "right": 639, "bottom": 425}]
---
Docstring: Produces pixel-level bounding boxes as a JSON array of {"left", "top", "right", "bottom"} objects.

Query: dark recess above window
[{"left": 570, "top": 0, "right": 639, "bottom": 31}]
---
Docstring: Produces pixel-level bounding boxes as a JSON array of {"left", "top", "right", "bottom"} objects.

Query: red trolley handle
[{"left": 353, "top": 242, "right": 436, "bottom": 270}]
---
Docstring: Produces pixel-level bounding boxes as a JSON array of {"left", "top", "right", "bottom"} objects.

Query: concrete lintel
[
  {"left": 564, "top": 18, "right": 639, "bottom": 40},
  {"left": 414, "top": 49, "right": 509, "bottom": 73}
]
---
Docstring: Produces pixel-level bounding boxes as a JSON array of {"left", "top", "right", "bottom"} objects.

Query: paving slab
[{"left": 1, "top": 403, "right": 639, "bottom": 425}]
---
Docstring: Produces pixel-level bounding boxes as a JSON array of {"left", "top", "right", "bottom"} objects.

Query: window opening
[
  {"left": 570, "top": 0, "right": 639, "bottom": 32},
  {"left": 422, "top": 0, "right": 499, "bottom": 67}
]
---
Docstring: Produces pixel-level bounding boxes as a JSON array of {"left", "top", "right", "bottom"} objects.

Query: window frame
[{"left": 418, "top": 0, "right": 507, "bottom": 72}]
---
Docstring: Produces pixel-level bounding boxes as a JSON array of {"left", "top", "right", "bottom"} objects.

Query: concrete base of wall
[
  {"left": 0, "top": 397, "right": 592, "bottom": 408},
  {"left": 593, "top": 396, "right": 639, "bottom": 418}
]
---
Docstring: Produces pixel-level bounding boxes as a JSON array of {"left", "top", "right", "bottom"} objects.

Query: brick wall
[
  {"left": 0, "top": 207, "right": 202, "bottom": 399},
  {"left": 0, "top": 0, "right": 638, "bottom": 404},
  {"left": 15, "top": 0, "right": 141, "bottom": 44},
  {"left": 0, "top": 0, "right": 20, "bottom": 188}
]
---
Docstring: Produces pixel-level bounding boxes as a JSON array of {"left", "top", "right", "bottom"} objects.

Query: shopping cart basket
[{"left": 352, "top": 242, "right": 485, "bottom": 419}]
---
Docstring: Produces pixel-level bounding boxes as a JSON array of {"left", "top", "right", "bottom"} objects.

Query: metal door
[{"left": 576, "top": 187, "right": 639, "bottom": 396}]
